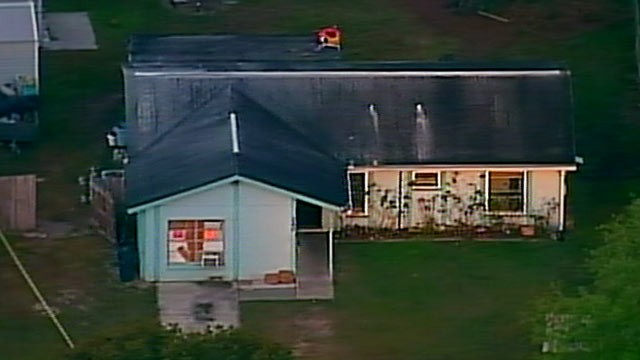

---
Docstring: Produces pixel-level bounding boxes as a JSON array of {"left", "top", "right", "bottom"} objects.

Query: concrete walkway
[
  {"left": 157, "top": 282, "right": 239, "bottom": 332},
  {"left": 296, "top": 232, "right": 334, "bottom": 299},
  {"left": 42, "top": 12, "right": 97, "bottom": 50}
]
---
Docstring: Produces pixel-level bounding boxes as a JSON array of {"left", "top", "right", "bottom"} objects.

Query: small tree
[
  {"left": 67, "top": 322, "right": 295, "bottom": 360},
  {"left": 531, "top": 199, "right": 640, "bottom": 359}
]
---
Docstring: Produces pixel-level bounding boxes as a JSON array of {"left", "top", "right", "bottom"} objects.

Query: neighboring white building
[{"left": 0, "top": 0, "right": 39, "bottom": 93}]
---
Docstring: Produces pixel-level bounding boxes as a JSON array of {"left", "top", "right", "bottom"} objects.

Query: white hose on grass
[{"left": 0, "top": 229, "right": 75, "bottom": 349}]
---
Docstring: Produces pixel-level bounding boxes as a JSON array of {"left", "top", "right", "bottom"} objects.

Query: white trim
[
  {"left": 133, "top": 70, "right": 565, "bottom": 78},
  {"left": 523, "top": 170, "right": 529, "bottom": 214},
  {"left": 127, "top": 175, "right": 343, "bottom": 214},
  {"left": 329, "top": 229, "right": 334, "bottom": 279},
  {"left": 486, "top": 170, "right": 528, "bottom": 214},
  {"left": 165, "top": 218, "right": 226, "bottom": 267},
  {"left": 30, "top": 0, "right": 38, "bottom": 90},
  {"left": 127, "top": 176, "right": 240, "bottom": 213},
  {"left": 559, "top": 170, "right": 566, "bottom": 231},
  {"left": 291, "top": 199, "right": 297, "bottom": 272},
  {"left": 484, "top": 170, "right": 489, "bottom": 212},
  {"left": 353, "top": 164, "right": 578, "bottom": 172},
  {"left": 0, "top": 2, "right": 35, "bottom": 8},
  {"left": 238, "top": 177, "right": 342, "bottom": 211},
  {"left": 411, "top": 170, "right": 441, "bottom": 189},
  {"left": 346, "top": 171, "right": 368, "bottom": 216},
  {"left": 229, "top": 112, "right": 240, "bottom": 154}
]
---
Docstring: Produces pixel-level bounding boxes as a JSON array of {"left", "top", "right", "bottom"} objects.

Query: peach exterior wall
[
  {"left": 527, "top": 171, "right": 562, "bottom": 229},
  {"left": 343, "top": 169, "right": 564, "bottom": 231}
]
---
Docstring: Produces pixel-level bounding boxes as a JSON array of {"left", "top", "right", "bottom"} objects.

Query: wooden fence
[
  {"left": 89, "top": 171, "right": 124, "bottom": 242},
  {"left": 0, "top": 174, "right": 36, "bottom": 230}
]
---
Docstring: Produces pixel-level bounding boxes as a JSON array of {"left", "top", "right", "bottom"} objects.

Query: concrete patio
[
  {"left": 157, "top": 282, "right": 239, "bottom": 332},
  {"left": 296, "top": 232, "right": 334, "bottom": 300},
  {"left": 156, "top": 232, "right": 334, "bottom": 331},
  {"left": 42, "top": 12, "right": 97, "bottom": 50}
]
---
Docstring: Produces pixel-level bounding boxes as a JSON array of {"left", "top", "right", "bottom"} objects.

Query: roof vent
[
  {"left": 230, "top": 112, "right": 240, "bottom": 154},
  {"left": 368, "top": 104, "right": 380, "bottom": 138},
  {"left": 415, "top": 103, "right": 431, "bottom": 161}
]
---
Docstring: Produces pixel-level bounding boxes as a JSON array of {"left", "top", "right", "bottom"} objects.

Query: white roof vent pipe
[{"left": 230, "top": 112, "right": 240, "bottom": 154}]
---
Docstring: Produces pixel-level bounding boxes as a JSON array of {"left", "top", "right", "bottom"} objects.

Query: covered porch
[
  {"left": 238, "top": 200, "right": 336, "bottom": 300},
  {"left": 236, "top": 231, "right": 333, "bottom": 300}
]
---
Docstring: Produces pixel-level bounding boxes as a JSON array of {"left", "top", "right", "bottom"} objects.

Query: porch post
[
  {"left": 559, "top": 170, "right": 566, "bottom": 231},
  {"left": 329, "top": 228, "right": 334, "bottom": 279}
]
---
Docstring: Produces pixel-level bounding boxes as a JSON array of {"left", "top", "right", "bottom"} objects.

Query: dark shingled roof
[
  {"left": 126, "top": 88, "right": 347, "bottom": 208},
  {"left": 124, "top": 36, "right": 576, "bottom": 209},
  {"left": 128, "top": 34, "right": 342, "bottom": 66}
]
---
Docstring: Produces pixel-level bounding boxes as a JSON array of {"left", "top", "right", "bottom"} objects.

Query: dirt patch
[
  {"left": 401, "top": 0, "right": 628, "bottom": 57},
  {"left": 35, "top": 219, "right": 91, "bottom": 239},
  {"left": 289, "top": 306, "right": 335, "bottom": 359}
]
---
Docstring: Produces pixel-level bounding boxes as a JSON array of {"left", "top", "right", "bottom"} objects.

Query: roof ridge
[
  {"left": 133, "top": 85, "right": 231, "bottom": 155},
  {"left": 230, "top": 89, "right": 344, "bottom": 164}
]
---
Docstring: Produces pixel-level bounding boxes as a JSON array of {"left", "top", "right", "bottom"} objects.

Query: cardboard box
[
  {"left": 264, "top": 273, "right": 280, "bottom": 285},
  {"left": 278, "top": 270, "right": 295, "bottom": 284}
]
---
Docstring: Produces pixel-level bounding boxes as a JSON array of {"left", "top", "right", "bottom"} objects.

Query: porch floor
[{"left": 296, "top": 232, "right": 334, "bottom": 300}]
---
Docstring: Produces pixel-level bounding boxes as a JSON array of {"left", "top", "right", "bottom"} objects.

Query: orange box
[
  {"left": 278, "top": 270, "right": 296, "bottom": 284},
  {"left": 520, "top": 225, "right": 536, "bottom": 237},
  {"left": 264, "top": 273, "right": 280, "bottom": 285}
]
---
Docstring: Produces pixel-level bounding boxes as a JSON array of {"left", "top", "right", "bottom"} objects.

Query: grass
[
  {"left": 0, "top": 234, "right": 156, "bottom": 360},
  {"left": 1, "top": 0, "right": 639, "bottom": 359},
  {"left": 242, "top": 241, "right": 588, "bottom": 360}
]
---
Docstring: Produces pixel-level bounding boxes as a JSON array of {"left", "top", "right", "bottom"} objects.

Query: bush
[{"left": 66, "top": 322, "right": 294, "bottom": 360}]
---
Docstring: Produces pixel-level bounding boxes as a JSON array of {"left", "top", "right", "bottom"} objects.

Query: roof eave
[{"left": 126, "top": 175, "right": 344, "bottom": 214}]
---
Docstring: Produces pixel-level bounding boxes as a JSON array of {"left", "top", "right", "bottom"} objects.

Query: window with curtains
[
  {"left": 167, "top": 220, "right": 224, "bottom": 267},
  {"left": 488, "top": 172, "right": 525, "bottom": 212},
  {"left": 347, "top": 172, "right": 367, "bottom": 215}
]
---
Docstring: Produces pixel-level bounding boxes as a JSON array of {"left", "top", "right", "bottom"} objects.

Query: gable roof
[
  {"left": 0, "top": 1, "right": 36, "bottom": 42},
  {"left": 124, "top": 35, "right": 577, "bottom": 209},
  {"left": 125, "top": 68, "right": 575, "bottom": 165},
  {"left": 126, "top": 88, "right": 347, "bottom": 209}
]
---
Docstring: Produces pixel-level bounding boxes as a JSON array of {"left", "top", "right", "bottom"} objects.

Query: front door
[{"left": 296, "top": 200, "right": 322, "bottom": 230}]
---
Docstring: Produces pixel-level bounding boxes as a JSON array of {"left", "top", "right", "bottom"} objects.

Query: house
[
  {"left": 0, "top": 0, "right": 43, "bottom": 38},
  {"left": 0, "top": 0, "right": 39, "bottom": 143},
  {"left": 122, "top": 35, "right": 578, "bottom": 284},
  {"left": 0, "top": 0, "right": 39, "bottom": 89}
]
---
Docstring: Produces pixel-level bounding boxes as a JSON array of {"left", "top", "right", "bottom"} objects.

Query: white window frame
[
  {"left": 411, "top": 171, "right": 441, "bottom": 189},
  {"left": 346, "top": 171, "right": 368, "bottom": 216},
  {"left": 485, "top": 170, "right": 528, "bottom": 214},
  {"left": 166, "top": 218, "right": 225, "bottom": 267}
]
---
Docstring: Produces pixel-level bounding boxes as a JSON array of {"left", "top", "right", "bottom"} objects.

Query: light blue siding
[
  {"left": 138, "top": 183, "right": 235, "bottom": 281},
  {"left": 238, "top": 182, "right": 294, "bottom": 280},
  {"left": 136, "top": 180, "right": 298, "bottom": 282}
]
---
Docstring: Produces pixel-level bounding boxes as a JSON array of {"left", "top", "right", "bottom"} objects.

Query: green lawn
[
  {"left": 1, "top": 0, "right": 639, "bottom": 359},
  {"left": 242, "top": 241, "right": 588, "bottom": 360},
  {"left": 0, "top": 234, "right": 156, "bottom": 360}
]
